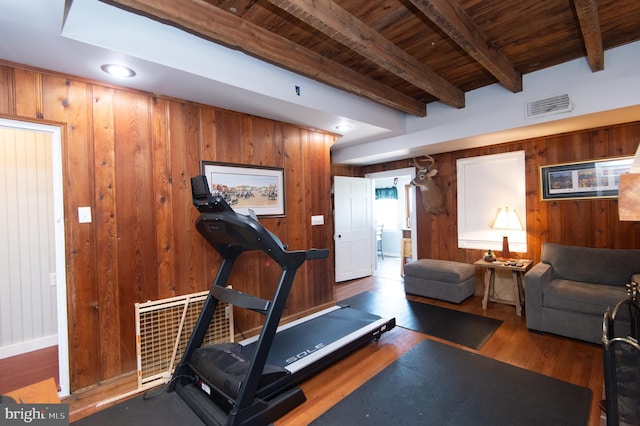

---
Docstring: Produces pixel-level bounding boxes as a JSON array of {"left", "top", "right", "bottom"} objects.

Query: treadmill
[{"left": 169, "top": 176, "right": 395, "bottom": 425}]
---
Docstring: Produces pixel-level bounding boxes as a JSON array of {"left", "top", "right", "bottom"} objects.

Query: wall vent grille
[
  {"left": 135, "top": 290, "right": 233, "bottom": 389},
  {"left": 526, "top": 93, "right": 572, "bottom": 118}
]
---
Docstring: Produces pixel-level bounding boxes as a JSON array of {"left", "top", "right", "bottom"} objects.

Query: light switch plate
[
  {"left": 311, "top": 215, "right": 324, "bottom": 225},
  {"left": 78, "top": 206, "right": 92, "bottom": 223}
]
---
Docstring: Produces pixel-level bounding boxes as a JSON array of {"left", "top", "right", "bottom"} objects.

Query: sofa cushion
[
  {"left": 543, "top": 279, "right": 628, "bottom": 316},
  {"left": 541, "top": 243, "right": 640, "bottom": 287}
]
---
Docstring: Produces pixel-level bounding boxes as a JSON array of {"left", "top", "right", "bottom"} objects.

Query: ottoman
[{"left": 403, "top": 259, "right": 475, "bottom": 303}]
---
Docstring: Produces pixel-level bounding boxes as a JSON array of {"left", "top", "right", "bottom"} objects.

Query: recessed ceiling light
[
  {"left": 335, "top": 124, "right": 352, "bottom": 132},
  {"left": 101, "top": 64, "right": 136, "bottom": 78}
]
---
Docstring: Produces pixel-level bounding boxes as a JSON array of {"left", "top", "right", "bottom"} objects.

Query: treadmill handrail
[
  {"left": 211, "top": 286, "right": 270, "bottom": 313},
  {"left": 305, "top": 248, "right": 329, "bottom": 260}
]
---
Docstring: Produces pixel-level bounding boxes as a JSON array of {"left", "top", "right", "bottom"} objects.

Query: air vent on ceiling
[{"left": 525, "top": 93, "right": 573, "bottom": 118}]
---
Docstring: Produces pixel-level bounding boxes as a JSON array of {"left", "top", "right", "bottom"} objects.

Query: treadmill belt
[{"left": 242, "top": 307, "right": 382, "bottom": 368}]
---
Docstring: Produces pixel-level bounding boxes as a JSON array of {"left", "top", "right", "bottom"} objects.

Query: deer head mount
[{"left": 410, "top": 155, "right": 446, "bottom": 215}]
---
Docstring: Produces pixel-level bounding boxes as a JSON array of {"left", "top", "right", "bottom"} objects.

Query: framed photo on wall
[
  {"left": 200, "top": 161, "right": 285, "bottom": 216},
  {"left": 540, "top": 156, "right": 633, "bottom": 201}
]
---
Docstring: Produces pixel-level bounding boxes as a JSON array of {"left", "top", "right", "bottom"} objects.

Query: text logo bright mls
[{"left": 3, "top": 405, "right": 68, "bottom": 425}]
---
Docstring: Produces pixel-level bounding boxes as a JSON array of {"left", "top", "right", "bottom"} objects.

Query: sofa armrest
[{"left": 524, "top": 262, "right": 553, "bottom": 331}]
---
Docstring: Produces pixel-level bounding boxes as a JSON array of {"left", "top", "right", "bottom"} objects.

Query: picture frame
[
  {"left": 539, "top": 156, "right": 633, "bottom": 201},
  {"left": 200, "top": 161, "right": 285, "bottom": 216}
]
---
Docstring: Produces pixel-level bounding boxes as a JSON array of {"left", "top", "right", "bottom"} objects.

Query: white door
[{"left": 334, "top": 176, "right": 373, "bottom": 282}]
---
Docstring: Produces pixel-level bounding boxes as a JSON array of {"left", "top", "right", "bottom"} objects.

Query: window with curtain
[{"left": 375, "top": 186, "right": 398, "bottom": 200}]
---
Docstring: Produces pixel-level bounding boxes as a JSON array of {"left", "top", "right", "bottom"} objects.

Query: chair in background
[{"left": 376, "top": 223, "right": 384, "bottom": 260}]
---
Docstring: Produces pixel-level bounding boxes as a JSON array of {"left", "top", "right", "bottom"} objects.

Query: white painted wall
[{"left": 332, "top": 41, "right": 640, "bottom": 164}]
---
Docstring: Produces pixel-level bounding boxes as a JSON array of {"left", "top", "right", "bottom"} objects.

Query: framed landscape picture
[
  {"left": 201, "top": 161, "right": 285, "bottom": 216},
  {"left": 540, "top": 156, "right": 633, "bottom": 201}
]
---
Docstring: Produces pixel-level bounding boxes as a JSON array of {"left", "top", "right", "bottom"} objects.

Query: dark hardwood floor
[{"left": 60, "top": 256, "right": 603, "bottom": 425}]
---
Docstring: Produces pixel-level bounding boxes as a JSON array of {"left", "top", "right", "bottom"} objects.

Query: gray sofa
[{"left": 524, "top": 242, "right": 640, "bottom": 344}]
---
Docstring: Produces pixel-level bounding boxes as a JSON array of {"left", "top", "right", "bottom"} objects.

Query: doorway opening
[
  {"left": 0, "top": 118, "right": 69, "bottom": 397},
  {"left": 366, "top": 168, "right": 416, "bottom": 280}
]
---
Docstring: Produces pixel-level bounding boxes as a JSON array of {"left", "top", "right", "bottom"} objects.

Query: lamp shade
[
  {"left": 489, "top": 207, "right": 523, "bottom": 259},
  {"left": 489, "top": 207, "right": 523, "bottom": 231}
]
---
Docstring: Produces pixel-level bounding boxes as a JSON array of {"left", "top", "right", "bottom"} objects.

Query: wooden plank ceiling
[{"left": 102, "top": 0, "right": 640, "bottom": 116}]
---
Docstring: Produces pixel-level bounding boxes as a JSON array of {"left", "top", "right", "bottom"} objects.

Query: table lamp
[{"left": 489, "top": 207, "right": 523, "bottom": 259}]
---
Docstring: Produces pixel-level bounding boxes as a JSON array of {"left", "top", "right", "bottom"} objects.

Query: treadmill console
[{"left": 189, "top": 175, "right": 328, "bottom": 262}]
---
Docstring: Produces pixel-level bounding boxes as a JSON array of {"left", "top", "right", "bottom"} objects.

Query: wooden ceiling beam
[
  {"left": 101, "top": 0, "right": 427, "bottom": 116},
  {"left": 266, "top": 0, "right": 465, "bottom": 108},
  {"left": 572, "top": 0, "right": 604, "bottom": 71},
  {"left": 408, "top": 0, "right": 522, "bottom": 93}
]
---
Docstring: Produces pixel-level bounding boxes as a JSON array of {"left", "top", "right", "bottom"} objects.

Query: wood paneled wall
[
  {"left": 0, "top": 62, "right": 336, "bottom": 392},
  {"left": 335, "top": 122, "right": 640, "bottom": 265}
]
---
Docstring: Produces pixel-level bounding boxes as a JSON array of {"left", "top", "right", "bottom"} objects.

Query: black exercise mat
[
  {"left": 312, "top": 339, "right": 592, "bottom": 426},
  {"left": 73, "top": 308, "right": 390, "bottom": 426},
  {"left": 339, "top": 289, "right": 501, "bottom": 349},
  {"left": 72, "top": 389, "right": 205, "bottom": 426}
]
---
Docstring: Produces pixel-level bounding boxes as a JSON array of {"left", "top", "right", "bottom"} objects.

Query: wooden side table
[{"left": 474, "top": 259, "right": 533, "bottom": 316}]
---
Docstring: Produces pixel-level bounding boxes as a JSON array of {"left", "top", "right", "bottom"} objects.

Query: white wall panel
[
  {"left": 0, "top": 127, "right": 57, "bottom": 354},
  {"left": 457, "top": 151, "right": 527, "bottom": 253}
]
